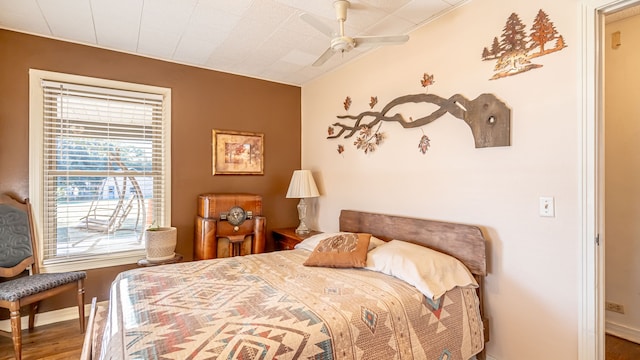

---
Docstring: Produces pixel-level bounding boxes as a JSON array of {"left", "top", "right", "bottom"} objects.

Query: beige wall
[
  {"left": 0, "top": 30, "right": 302, "bottom": 312},
  {"left": 605, "top": 13, "right": 640, "bottom": 342},
  {"left": 302, "top": 0, "right": 580, "bottom": 359}
]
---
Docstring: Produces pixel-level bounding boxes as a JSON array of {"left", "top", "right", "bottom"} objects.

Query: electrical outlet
[{"left": 605, "top": 301, "right": 625, "bottom": 314}]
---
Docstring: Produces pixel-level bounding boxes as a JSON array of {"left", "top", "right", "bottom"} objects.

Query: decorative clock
[
  {"left": 227, "top": 206, "right": 247, "bottom": 226},
  {"left": 220, "top": 206, "right": 253, "bottom": 226}
]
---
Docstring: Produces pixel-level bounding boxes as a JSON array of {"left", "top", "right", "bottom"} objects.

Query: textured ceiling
[
  {"left": 606, "top": 3, "right": 640, "bottom": 23},
  {"left": 0, "top": 0, "right": 466, "bottom": 86}
]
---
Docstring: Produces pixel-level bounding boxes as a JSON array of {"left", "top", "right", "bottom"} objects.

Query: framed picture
[{"left": 212, "top": 130, "right": 264, "bottom": 175}]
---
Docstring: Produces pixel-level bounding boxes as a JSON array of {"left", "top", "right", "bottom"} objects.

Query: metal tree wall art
[
  {"left": 328, "top": 92, "right": 511, "bottom": 149},
  {"left": 481, "top": 9, "right": 567, "bottom": 80}
]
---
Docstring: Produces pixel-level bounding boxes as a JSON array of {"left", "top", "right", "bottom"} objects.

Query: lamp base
[
  {"left": 295, "top": 198, "right": 311, "bottom": 235},
  {"left": 295, "top": 222, "right": 310, "bottom": 235}
]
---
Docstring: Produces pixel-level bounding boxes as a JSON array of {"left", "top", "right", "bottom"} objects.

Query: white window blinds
[{"left": 39, "top": 79, "right": 169, "bottom": 264}]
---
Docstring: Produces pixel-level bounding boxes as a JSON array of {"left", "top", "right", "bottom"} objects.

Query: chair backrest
[{"left": 0, "top": 194, "right": 38, "bottom": 278}]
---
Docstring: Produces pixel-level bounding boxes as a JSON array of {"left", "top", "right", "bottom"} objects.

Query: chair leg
[
  {"left": 77, "top": 278, "right": 86, "bottom": 333},
  {"left": 28, "top": 301, "right": 39, "bottom": 330},
  {"left": 10, "top": 308, "right": 22, "bottom": 360}
]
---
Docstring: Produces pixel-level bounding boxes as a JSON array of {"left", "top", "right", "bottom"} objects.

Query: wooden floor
[
  {"left": 0, "top": 319, "right": 83, "bottom": 360},
  {"left": 606, "top": 334, "right": 640, "bottom": 360},
  {"left": 0, "top": 319, "right": 639, "bottom": 359}
]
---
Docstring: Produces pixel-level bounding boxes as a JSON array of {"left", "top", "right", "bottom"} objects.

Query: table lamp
[{"left": 286, "top": 170, "right": 320, "bottom": 234}]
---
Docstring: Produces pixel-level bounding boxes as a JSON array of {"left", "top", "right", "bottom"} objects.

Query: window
[{"left": 29, "top": 70, "right": 171, "bottom": 272}]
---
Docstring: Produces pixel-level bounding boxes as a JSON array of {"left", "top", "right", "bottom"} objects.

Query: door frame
[{"left": 580, "top": 0, "right": 639, "bottom": 358}]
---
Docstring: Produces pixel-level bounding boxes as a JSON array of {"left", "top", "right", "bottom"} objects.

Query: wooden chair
[{"left": 0, "top": 194, "right": 87, "bottom": 360}]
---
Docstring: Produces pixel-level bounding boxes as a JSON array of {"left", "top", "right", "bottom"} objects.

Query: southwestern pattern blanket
[{"left": 99, "top": 250, "right": 483, "bottom": 359}]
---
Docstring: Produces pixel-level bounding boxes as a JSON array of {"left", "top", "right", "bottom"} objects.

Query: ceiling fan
[{"left": 301, "top": 0, "right": 410, "bottom": 66}]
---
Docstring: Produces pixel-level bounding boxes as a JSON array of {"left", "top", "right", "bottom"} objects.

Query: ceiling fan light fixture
[{"left": 331, "top": 36, "right": 355, "bottom": 52}]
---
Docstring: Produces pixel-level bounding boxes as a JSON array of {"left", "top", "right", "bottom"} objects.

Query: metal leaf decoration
[
  {"left": 353, "top": 124, "right": 384, "bottom": 154},
  {"left": 418, "top": 134, "right": 431, "bottom": 154},
  {"left": 343, "top": 96, "right": 352, "bottom": 111},
  {"left": 337, "top": 144, "right": 345, "bottom": 154},
  {"left": 421, "top": 73, "right": 435, "bottom": 88},
  {"left": 369, "top": 96, "right": 378, "bottom": 109},
  {"left": 328, "top": 126, "right": 335, "bottom": 136}
]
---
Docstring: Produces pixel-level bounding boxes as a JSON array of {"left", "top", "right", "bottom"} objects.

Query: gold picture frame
[{"left": 212, "top": 130, "right": 264, "bottom": 175}]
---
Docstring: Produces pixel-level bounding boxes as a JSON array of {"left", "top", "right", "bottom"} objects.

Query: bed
[{"left": 91, "top": 210, "right": 489, "bottom": 360}]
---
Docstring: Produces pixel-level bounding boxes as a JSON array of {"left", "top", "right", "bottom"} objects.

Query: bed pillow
[
  {"left": 365, "top": 240, "right": 478, "bottom": 300},
  {"left": 368, "top": 235, "right": 386, "bottom": 251},
  {"left": 294, "top": 232, "right": 349, "bottom": 252},
  {"left": 295, "top": 232, "right": 385, "bottom": 252},
  {"left": 303, "top": 233, "right": 371, "bottom": 268}
]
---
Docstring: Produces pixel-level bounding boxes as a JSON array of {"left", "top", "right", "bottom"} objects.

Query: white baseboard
[
  {"left": 0, "top": 300, "right": 108, "bottom": 332},
  {"left": 606, "top": 320, "right": 640, "bottom": 344}
]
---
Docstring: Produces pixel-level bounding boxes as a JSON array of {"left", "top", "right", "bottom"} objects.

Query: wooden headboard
[
  {"left": 340, "top": 209, "right": 490, "bottom": 354},
  {"left": 339, "top": 210, "right": 486, "bottom": 276}
]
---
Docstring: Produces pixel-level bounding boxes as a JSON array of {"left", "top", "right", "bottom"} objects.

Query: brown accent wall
[{"left": 0, "top": 29, "right": 301, "bottom": 311}]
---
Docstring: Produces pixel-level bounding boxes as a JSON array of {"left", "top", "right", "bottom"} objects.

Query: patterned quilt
[{"left": 99, "top": 250, "right": 483, "bottom": 360}]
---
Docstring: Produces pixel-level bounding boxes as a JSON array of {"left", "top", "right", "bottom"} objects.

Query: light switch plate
[{"left": 539, "top": 197, "right": 555, "bottom": 217}]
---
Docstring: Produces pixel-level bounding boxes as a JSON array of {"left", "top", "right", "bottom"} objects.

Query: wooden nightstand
[{"left": 272, "top": 228, "right": 321, "bottom": 250}]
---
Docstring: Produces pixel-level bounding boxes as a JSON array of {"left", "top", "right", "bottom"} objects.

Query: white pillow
[
  {"left": 365, "top": 240, "right": 478, "bottom": 300},
  {"left": 294, "top": 232, "right": 349, "bottom": 251},
  {"left": 368, "top": 236, "right": 386, "bottom": 251},
  {"left": 295, "top": 232, "right": 386, "bottom": 252}
]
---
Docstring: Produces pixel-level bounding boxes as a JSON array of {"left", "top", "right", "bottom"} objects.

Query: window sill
[{"left": 40, "top": 250, "right": 146, "bottom": 273}]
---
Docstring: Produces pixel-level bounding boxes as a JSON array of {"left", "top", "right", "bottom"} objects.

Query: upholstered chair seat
[{"left": 0, "top": 271, "right": 87, "bottom": 302}]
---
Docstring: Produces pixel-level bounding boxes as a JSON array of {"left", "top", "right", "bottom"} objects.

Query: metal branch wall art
[
  {"left": 328, "top": 92, "right": 511, "bottom": 150},
  {"left": 482, "top": 9, "right": 567, "bottom": 80}
]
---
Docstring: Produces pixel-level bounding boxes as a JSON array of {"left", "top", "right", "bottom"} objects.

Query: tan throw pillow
[{"left": 304, "top": 233, "right": 371, "bottom": 268}]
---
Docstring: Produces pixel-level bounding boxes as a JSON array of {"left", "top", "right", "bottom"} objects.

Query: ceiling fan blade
[
  {"left": 300, "top": 13, "right": 334, "bottom": 38},
  {"left": 354, "top": 35, "right": 409, "bottom": 46},
  {"left": 312, "top": 47, "right": 336, "bottom": 66}
]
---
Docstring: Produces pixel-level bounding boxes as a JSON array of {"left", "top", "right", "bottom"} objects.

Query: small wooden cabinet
[
  {"left": 272, "top": 228, "right": 321, "bottom": 250},
  {"left": 195, "top": 193, "right": 266, "bottom": 260}
]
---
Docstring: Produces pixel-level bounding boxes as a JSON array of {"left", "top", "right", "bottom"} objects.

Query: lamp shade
[{"left": 286, "top": 170, "right": 320, "bottom": 198}]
